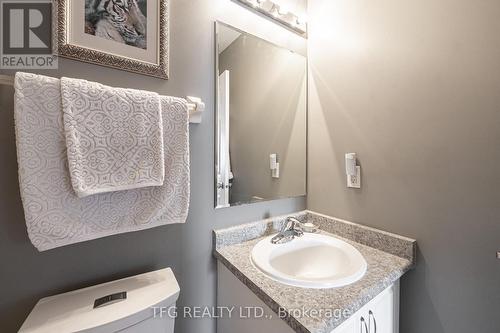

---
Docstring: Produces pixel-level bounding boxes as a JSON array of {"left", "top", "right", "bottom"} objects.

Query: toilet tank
[{"left": 18, "top": 268, "right": 180, "bottom": 333}]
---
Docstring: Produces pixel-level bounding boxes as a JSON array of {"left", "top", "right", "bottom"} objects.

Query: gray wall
[
  {"left": 0, "top": 1, "right": 306, "bottom": 332},
  {"left": 219, "top": 34, "right": 307, "bottom": 203},
  {"left": 307, "top": 0, "right": 500, "bottom": 332}
]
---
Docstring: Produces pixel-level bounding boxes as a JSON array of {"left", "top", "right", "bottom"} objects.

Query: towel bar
[{"left": 0, "top": 74, "right": 204, "bottom": 123}]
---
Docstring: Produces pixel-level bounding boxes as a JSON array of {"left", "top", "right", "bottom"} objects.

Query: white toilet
[{"left": 18, "top": 268, "right": 180, "bottom": 333}]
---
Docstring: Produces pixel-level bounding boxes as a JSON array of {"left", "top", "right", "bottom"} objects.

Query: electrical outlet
[
  {"left": 347, "top": 166, "right": 361, "bottom": 188},
  {"left": 272, "top": 162, "right": 280, "bottom": 178},
  {"left": 270, "top": 154, "right": 277, "bottom": 170}
]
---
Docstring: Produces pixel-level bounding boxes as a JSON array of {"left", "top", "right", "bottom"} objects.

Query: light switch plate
[{"left": 347, "top": 166, "right": 361, "bottom": 188}]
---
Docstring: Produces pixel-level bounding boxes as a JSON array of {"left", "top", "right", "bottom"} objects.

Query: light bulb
[
  {"left": 271, "top": 5, "right": 280, "bottom": 17},
  {"left": 296, "top": 14, "right": 308, "bottom": 25},
  {"left": 278, "top": 4, "right": 289, "bottom": 15}
]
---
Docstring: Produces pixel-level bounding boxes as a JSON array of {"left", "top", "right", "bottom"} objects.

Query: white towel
[
  {"left": 61, "top": 77, "right": 164, "bottom": 197},
  {"left": 14, "top": 72, "right": 190, "bottom": 251}
]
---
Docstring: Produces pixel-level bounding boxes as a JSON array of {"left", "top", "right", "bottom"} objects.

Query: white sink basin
[{"left": 251, "top": 233, "right": 367, "bottom": 289}]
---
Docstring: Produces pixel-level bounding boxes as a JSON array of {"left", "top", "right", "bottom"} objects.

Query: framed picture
[{"left": 55, "top": 0, "right": 169, "bottom": 79}]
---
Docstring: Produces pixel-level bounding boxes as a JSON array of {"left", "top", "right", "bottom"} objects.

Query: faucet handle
[
  {"left": 280, "top": 217, "right": 296, "bottom": 232},
  {"left": 292, "top": 224, "right": 304, "bottom": 237}
]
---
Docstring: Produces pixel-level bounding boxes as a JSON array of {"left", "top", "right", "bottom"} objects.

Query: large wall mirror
[{"left": 215, "top": 22, "right": 307, "bottom": 208}]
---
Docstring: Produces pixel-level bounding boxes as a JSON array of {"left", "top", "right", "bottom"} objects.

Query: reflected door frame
[{"left": 216, "top": 70, "right": 231, "bottom": 208}]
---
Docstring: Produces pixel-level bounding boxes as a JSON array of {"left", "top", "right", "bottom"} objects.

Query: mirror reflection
[{"left": 215, "top": 22, "right": 307, "bottom": 208}]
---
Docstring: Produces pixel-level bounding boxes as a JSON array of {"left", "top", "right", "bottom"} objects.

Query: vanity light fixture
[{"left": 233, "top": 0, "right": 307, "bottom": 36}]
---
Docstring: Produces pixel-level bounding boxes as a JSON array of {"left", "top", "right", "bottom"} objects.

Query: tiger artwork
[{"left": 85, "top": 0, "right": 148, "bottom": 49}]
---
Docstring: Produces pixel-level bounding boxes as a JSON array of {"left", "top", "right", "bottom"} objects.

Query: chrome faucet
[{"left": 271, "top": 217, "right": 305, "bottom": 244}]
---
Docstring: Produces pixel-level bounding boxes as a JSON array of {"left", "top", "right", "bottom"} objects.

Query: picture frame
[{"left": 55, "top": 0, "right": 169, "bottom": 79}]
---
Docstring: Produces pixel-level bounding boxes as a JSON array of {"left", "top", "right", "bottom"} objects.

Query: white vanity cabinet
[
  {"left": 217, "top": 263, "right": 400, "bottom": 333},
  {"left": 333, "top": 282, "right": 399, "bottom": 333}
]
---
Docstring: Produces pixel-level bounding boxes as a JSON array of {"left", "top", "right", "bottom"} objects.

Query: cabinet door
[
  {"left": 366, "top": 282, "right": 399, "bottom": 333},
  {"left": 332, "top": 315, "right": 357, "bottom": 333},
  {"left": 332, "top": 282, "right": 400, "bottom": 333},
  {"left": 332, "top": 313, "right": 369, "bottom": 333}
]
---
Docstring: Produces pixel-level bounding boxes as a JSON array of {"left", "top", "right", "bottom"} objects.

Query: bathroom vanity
[{"left": 213, "top": 211, "right": 416, "bottom": 333}]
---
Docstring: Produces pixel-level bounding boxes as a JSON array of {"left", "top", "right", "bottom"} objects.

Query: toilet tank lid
[{"left": 18, "top": 268, "right": 180, "bottom": 333}]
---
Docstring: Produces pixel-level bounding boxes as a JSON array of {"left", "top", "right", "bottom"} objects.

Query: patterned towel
[
  {"left": 61, "top": 77, "right": 164, "bottom": 197},
  {"left": 14, "top": 72, "right": 190, "bottom": 251}
]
